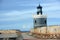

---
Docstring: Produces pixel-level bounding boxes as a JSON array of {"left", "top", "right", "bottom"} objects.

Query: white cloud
[
  {"left": 0, "top": 10, "right": 35, "bottom": 16},
  {"left": 22, "top": 24, "right": 33, "bottom": 31},
  {"left": 42, "top": 2, "right": 60, "bottom": 11},
  {"left": 0, "top": 1, "right": 60, "bottom": 22},
  {"left": 41, "top": 2, "right": 60, "bottom": 18},
  {"left": 0, "top": 9, "right": 36, "bottom": 21},
  {"left": 22, "top": 25, "right": 26, "bottom": 29}
]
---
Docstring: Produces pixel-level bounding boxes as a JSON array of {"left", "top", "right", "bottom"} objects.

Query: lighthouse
[{"left": 33, "top": 4, "right": 47, "bottom": 28}]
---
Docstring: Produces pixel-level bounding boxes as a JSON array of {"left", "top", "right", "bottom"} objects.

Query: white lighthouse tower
[{"left": 33, "top": 4, "right": 47, "bottom": 28}]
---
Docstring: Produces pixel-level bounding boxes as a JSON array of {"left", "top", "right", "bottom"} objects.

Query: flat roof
[{"left": 0, "top": 30, "right": 21, "bottom": 38}]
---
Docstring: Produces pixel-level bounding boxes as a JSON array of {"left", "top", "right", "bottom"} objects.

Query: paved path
[
  {"left": 22, "top": 33, "right": 60, "bottom": 40},
  {"left": 22, "top": 33, "right": 41, "bottom": 40}
]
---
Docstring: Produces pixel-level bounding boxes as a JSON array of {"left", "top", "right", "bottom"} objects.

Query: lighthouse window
[
  {"left": 37, "top": 12, "right": 39, "bottom": 15},
  {"left": 45, "top": 20, "right": 46, "bottom": 24},
  {"left": 35, "top": 20, "right": 36, "bottom": 23}
]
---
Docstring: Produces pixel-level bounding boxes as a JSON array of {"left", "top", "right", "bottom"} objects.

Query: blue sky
[{"left": 0, "top": 0, "right": 60, "bottom": 31}]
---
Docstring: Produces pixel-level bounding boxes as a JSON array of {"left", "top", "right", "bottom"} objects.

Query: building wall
[
  {"left": 34, "top": 18, "right": 47, "bottom": 28},
  {"left": 0, "top": 30, "right": 23, "bottom": 40}
]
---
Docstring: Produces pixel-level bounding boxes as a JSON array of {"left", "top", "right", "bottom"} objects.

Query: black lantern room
[{"left": 37, "top": 4, "right": 42, "bottom": 15}]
